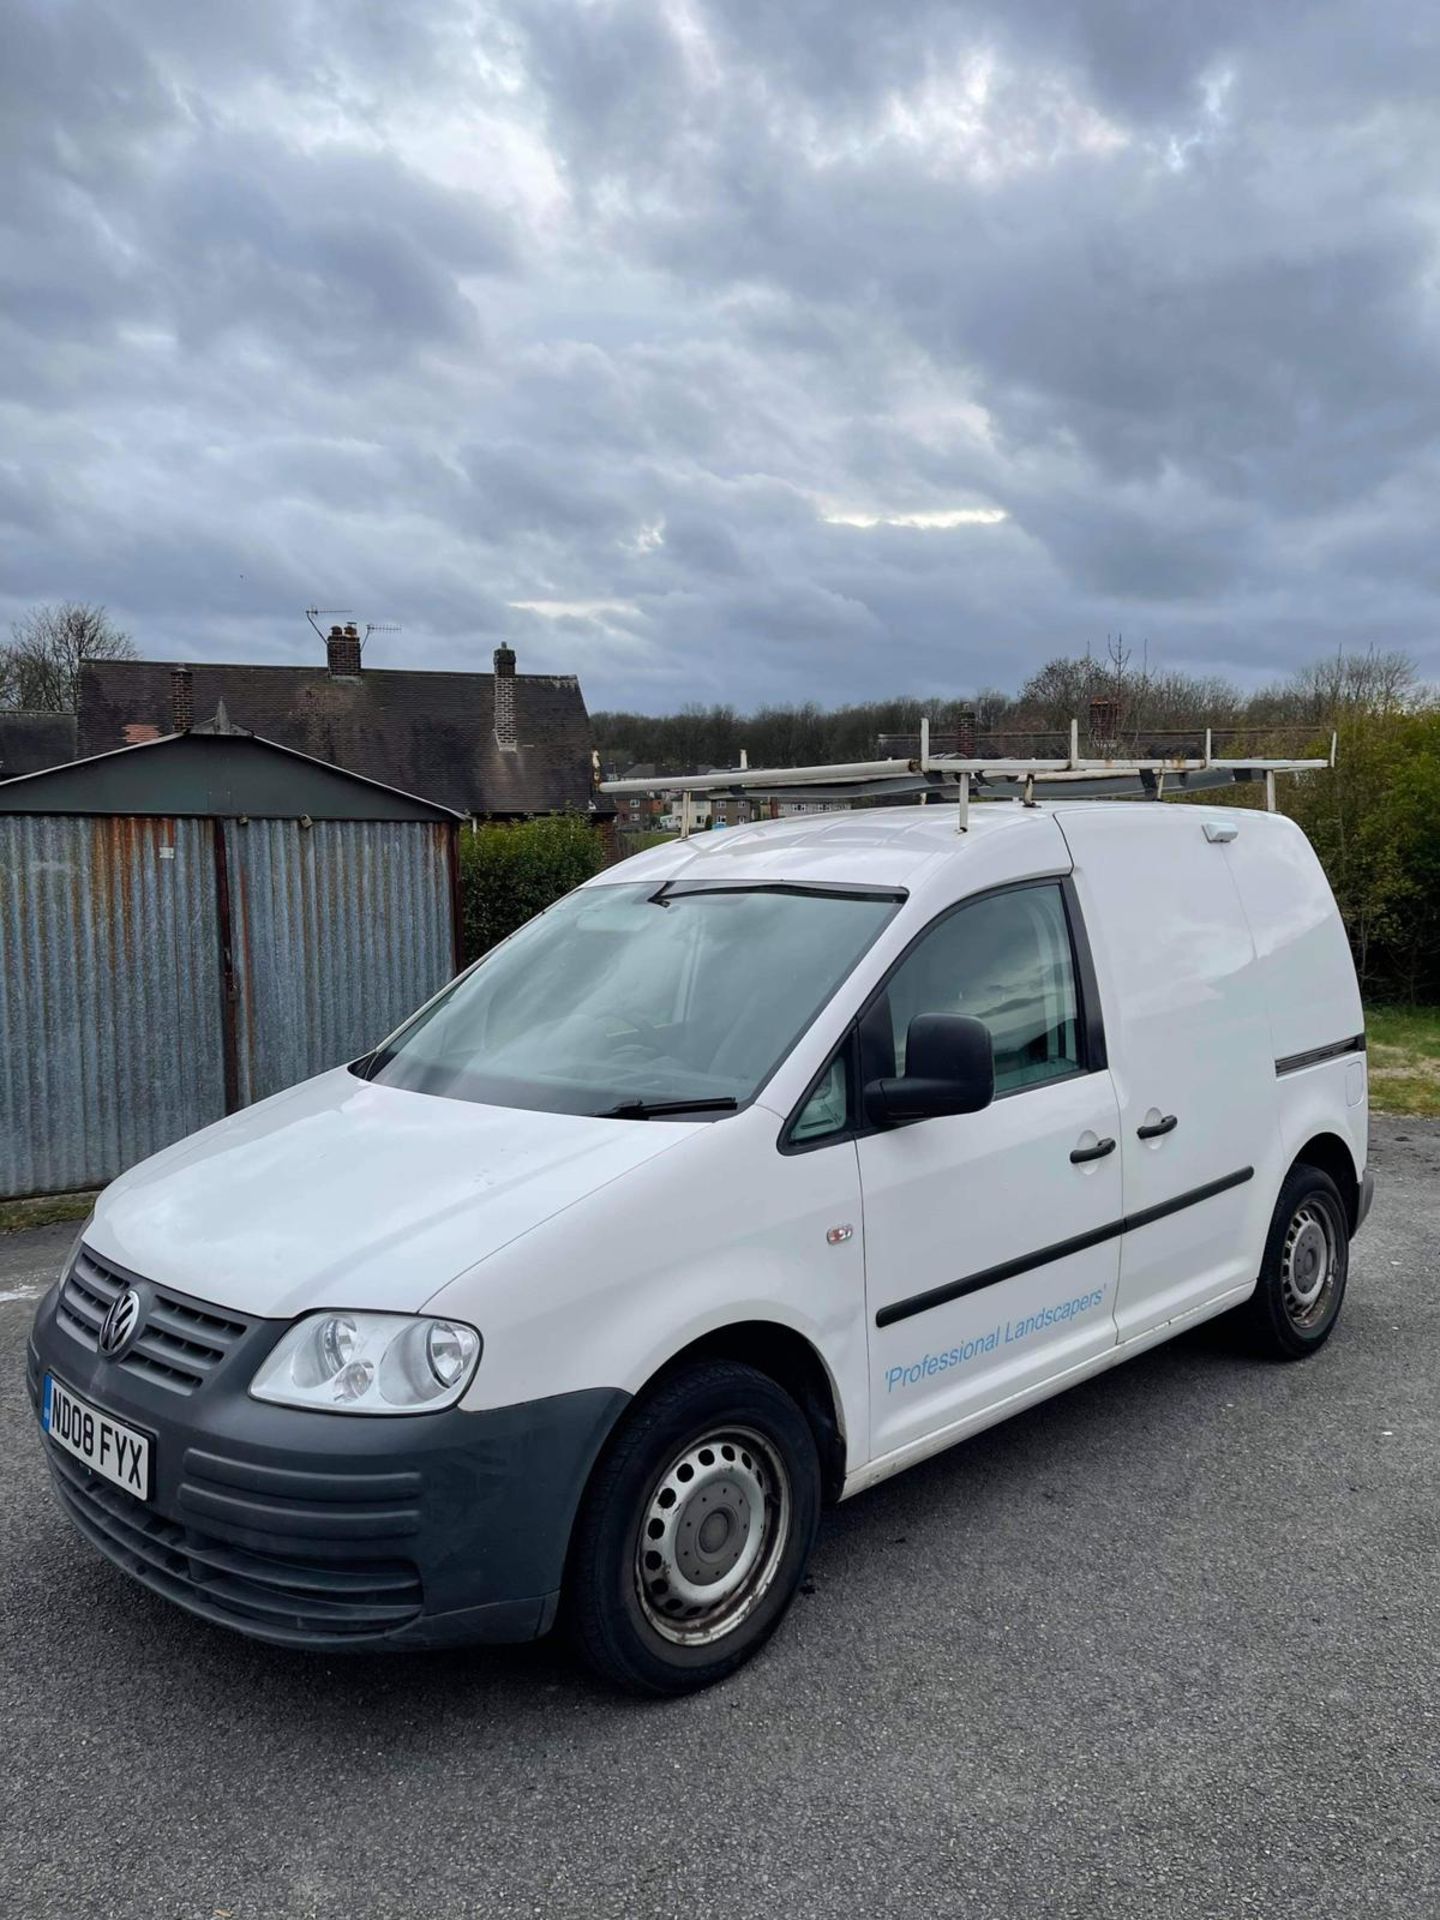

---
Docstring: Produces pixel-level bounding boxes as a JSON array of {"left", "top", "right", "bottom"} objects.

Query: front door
[{"left": 860, "top": 880, "right": 1123, "bottom": 1464}]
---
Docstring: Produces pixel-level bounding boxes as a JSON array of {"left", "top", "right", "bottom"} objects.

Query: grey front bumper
[{"left": 28, "top": 1279, "right": 628, "bottom": 1652}]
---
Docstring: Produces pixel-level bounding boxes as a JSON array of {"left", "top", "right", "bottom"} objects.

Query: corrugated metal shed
[
  {"left": 0, "top": 730, "right": 461, "bottom": 1198},
  {"left": 0, "top": 816, "right": 225, "bottom": 1196},
  {"left": 228, "top": 819, "right": 456, "bottom": 1106}
]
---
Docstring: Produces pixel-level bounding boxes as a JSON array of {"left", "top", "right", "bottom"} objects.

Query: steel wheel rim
[
  {"left": 1281, "top": 1199, "right": 1339, "bottom": 1329},
  {"left": 635, "top": 1426, "right": 792, "bottom": 1647}
]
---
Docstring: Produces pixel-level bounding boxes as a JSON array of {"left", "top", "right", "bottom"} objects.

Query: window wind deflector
[{"left": 601, "top": 1096, "right": 740, "bottom": 1120}]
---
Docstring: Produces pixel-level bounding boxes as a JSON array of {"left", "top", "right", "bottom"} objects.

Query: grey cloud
[
  {"left": 2, "top": 0, "right": 1439, "bottom": 711},
  {"left": 152, "top": 139, "right": 508, "bottom": 370}
]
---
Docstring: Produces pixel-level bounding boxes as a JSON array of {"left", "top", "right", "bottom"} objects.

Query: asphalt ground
[{"left": 4, "top": 1118, "right": 1438, "bottom": 1920}]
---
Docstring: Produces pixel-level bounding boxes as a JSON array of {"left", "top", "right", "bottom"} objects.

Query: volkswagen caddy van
[{"left": 28, "top": 802, "right": 1372, "bottom": 1693}]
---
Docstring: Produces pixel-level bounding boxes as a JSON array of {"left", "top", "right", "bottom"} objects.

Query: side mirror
[{"left": 864, "top": 1013, "right": 995, "bottom": 1127}]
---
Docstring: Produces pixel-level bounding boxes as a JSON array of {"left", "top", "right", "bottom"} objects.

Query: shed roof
[
  {"left": 77, "top": 658, "right": 605, "bottom": 817},
  {"left": 0, "top": 725, "right": 462, "bottom": 822}
]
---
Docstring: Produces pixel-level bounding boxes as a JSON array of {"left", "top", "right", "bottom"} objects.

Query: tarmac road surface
[{"left": 3, "top": 1117, "right": 1437, "bottom": 1919}]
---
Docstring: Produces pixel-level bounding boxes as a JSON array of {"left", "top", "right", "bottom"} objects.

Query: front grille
[
  {"left": 47, "top": 1447, "right": 424, "bottom": 1640},
  {"left": 57, "top": 1248, "right": 251, "bottom": 1395}
]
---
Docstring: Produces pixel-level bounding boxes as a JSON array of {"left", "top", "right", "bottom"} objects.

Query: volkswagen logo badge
[{"left": 98, "top": 1285, "right": 143, "bottom": 1359}]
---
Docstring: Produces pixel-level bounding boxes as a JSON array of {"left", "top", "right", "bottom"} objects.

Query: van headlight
[{"left": 250, "top": 1312, "right": 482, "bottom": 1414}]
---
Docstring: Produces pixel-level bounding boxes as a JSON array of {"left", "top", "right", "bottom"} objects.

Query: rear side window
[{"left": 868, "top": 884, "right": 1082, "bottom": 1095}]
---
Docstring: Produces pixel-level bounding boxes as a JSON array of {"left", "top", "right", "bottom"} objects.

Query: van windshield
[{"left": 363, "top": 881, "right": 901, "bottom": 1118}]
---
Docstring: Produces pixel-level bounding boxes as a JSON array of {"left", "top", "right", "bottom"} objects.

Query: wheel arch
[
  {"left": 1290, "top": 1131, "right": 1361, "bottom": 1231},
  {"left": 639, "top": 1321, "right": 849, "bottom": 1504}
]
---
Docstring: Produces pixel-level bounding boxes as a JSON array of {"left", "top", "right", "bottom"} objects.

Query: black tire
[
  {"left": 1237, "top": 1164, "right": 1350, "bottom": 1361},
  {"left": 566, "top": 1360, "right": 821, "bottom": 1696}
]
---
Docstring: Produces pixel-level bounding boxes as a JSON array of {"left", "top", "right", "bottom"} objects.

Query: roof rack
[{"left": 599, "top": 719, "right": 1335, "bottom": 836}]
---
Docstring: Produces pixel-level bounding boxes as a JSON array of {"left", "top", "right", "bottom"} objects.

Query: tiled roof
[
  {"left": 76, "top": 660, "right": 606, "bottom": 817},
  {"left": 0, "top": 711, "right": 77, "bottom": 780}
]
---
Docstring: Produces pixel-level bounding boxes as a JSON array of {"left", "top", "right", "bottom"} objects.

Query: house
[
  {"left": 711, "top": 794, "right": 761, "bottom": 827},
  {"left": 76, "top": 626, "right": 610, "bottom": 821},
  {"left": 611, "top": 763, "right": 764, "bottom": 835},
  {"left": 0, "top": 710, "right": 77, "bottom": 780},
  {"left": 611, "top": 764, "right": 668, "bottom": 833}
]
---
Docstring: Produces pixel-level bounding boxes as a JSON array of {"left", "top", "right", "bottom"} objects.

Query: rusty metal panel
[
  {"left": 227, "top": 820, "right": 455, "bottom": 1106},
  {"left": 0, "top": 816, "right": 225, "bottom": 1199}
]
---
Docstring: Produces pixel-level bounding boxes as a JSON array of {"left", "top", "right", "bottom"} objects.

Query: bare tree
[{"left": 1, "top": 603, "right": 136, "bottom": 711}]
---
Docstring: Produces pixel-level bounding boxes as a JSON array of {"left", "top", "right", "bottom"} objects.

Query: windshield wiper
[{"left": 601, "top": 1096, "right": 740, "bottom": 1120}]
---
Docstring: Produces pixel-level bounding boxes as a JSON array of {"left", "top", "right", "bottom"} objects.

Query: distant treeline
[
  {"left": 596, "top": 646, "right": 1440, "bottom": 1004},
  {"left": 594, "top": 646, "right": 1420, "bottom": 772}
]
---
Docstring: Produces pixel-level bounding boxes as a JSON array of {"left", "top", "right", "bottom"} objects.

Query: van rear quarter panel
[{"left": 1218, "top": 811, "right": 1367, "bottom": 1183}]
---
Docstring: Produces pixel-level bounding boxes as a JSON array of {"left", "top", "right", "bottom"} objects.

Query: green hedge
[
  {"left": 1282, "top": 707, "right": 1440, "bottom": 1002},
  {"left": 457, "top": 815, "right": 608, "bottom": 964}
]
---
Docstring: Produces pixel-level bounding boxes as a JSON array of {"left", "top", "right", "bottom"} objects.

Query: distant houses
[
  {"left": 73, "top": 627, "right": 609, "bottom": 822},
  {"left": 2, "top": 623, "right": 612, "bottom": 829}
]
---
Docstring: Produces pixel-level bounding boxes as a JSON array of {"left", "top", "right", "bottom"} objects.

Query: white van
[{"left": 28, "top": 801, "right": 1371, "bottom": 1694}]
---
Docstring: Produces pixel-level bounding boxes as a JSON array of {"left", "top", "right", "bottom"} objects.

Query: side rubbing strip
[
  {"left": 874, "top": 1219, "right": 1124, "bottom": 1329},
  {"left": 1275, "top": 1034, "right": 1366, "bottom": 1076},
  {"left": 875, "top": 1166, "right": 1256, "bottom": 1329},
  {"left": 1121, "top": 1165, "right": 1254, "bottom": 1234}
]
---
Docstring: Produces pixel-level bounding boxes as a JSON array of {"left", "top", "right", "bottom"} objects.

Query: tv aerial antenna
[
  {"left": 305, "top": 607, "right": 353, "bottom": 642},
  {"left": 303, "top": 609, "right": 402, "bottom": 654}
]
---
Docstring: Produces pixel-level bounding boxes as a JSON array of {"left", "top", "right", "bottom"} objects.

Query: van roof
[{"left": 598, "top": 800, "right": 1276, "bottom": 894}]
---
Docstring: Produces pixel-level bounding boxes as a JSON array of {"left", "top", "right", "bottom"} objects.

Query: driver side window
[{"left": 869, "top": 884, "right": 1083, "bottom": 1096}]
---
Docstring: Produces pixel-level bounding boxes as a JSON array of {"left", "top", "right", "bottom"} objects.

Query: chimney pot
[
  {"left": 171, "top": 664, "right": 193, "bottom": 734},
  {"left": 326, "top": 622, "right": 362, "bottom": 677}
]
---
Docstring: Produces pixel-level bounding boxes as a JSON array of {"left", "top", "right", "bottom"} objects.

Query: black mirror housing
[{"left": 864, "top": 1013, "right": 995, "bottom": 1126}]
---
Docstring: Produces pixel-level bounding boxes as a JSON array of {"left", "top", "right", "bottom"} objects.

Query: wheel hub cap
[
  {"left": 1282, "top": 1204, "right": 1335, "bottom": 1321},
  {"left": 636, "top": 1427, "right": 791, "bottom": 1647}
]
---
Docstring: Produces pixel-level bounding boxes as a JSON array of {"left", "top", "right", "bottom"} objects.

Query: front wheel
[
  {"left": 1238, "top": 1165, "right": 1350, "bottom": 1361},
  {"left": 566, "top": 1360, "right": 821, "bottom": 1695}
]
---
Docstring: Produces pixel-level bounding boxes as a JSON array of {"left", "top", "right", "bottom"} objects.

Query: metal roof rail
[{"left": 599, "top": 718, "right": 1335, "bottom": 835}]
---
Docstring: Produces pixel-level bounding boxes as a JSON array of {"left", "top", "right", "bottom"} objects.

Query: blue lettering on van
[{"left": 883, "top": 1286, "right": 1108, "bottom": 1391}]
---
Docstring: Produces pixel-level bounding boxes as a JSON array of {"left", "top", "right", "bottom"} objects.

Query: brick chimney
[
  {"left": 955, "top": 706, "right": 977, "bottom": 757},
  {"left": 170, "top": 665, "right": 193, "bottom": 734},
  {"left": 493, "top": 644, "right": 517, "bottom": 750},
  {"left": 327, "top": 622, "right": 362, "bottom": 677}
]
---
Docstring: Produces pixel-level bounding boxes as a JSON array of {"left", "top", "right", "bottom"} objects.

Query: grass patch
[
  {"left": 1365, "top": 1005, "right": 1440, "bottom": 1117},
  {"left": 0, "top": 1191, "right": 97, "bottom": 1235}
]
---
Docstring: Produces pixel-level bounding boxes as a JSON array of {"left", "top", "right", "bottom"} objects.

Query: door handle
[
  {"left": 1070, "top": 1137, "right": 1116, "bottom": 1164},
  {"left": 1137, "top": 1114, "right": 1178, "bottom": 1140}
]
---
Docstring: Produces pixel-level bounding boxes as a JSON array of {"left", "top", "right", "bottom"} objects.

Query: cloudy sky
[{"left": 5, "top": 1, "right": 1440, "bottom": 709}]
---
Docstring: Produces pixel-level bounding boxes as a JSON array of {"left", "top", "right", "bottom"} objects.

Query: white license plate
[{"left": 43, "top": 1375, "right": 152, "bottom": 1500}]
